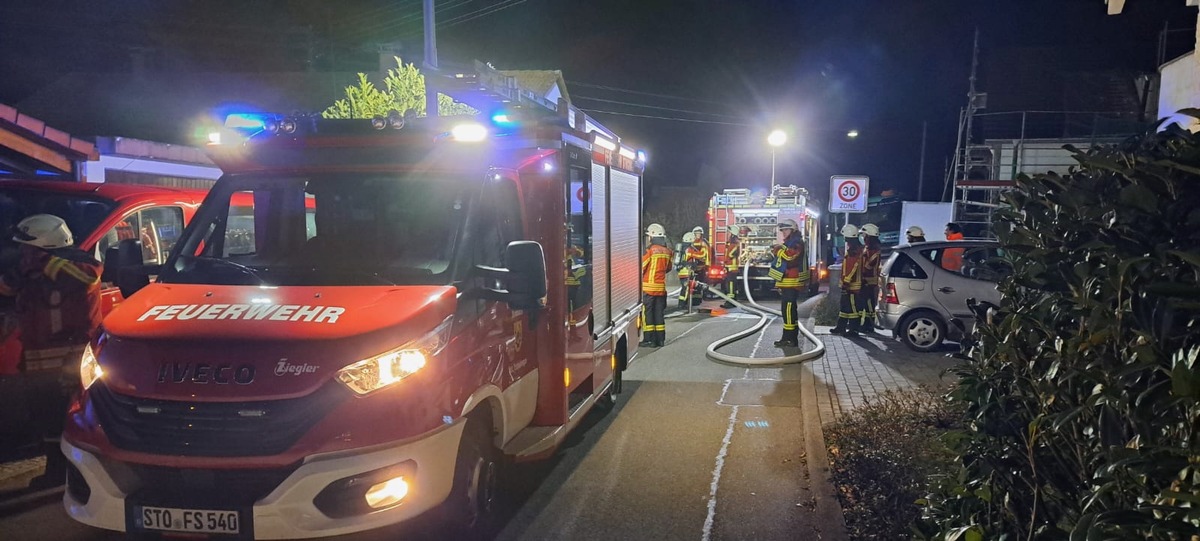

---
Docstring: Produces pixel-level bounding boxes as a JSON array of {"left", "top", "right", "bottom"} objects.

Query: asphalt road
[{"left": 0, "top": 295, "right": 831, "bottom": 541}]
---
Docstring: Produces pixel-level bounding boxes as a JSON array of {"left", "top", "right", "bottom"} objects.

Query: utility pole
[
  {"left": 948, "top": 29, "right": 981, "bottom": 205},
  {"left": 918, "top": 121, "right": 927, "bottom": 201},
  {"left": 423, "top": 0, "right": 439, "bottom": 117}
]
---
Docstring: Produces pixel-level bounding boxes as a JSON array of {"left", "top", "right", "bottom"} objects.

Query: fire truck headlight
[
  {"left": 450, "top": 123, "right": 488, "bottom": 142},
  {"left": 337, "top": 316, "right": 453, "bottom": 395},
  {"left": 80, "top": 343, "right": 103, "bottom": 390}
]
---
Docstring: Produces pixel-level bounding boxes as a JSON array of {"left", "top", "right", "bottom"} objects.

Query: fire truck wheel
[
  {"left": 444, "top": 416, "right": 501, "bottom": 538},
  {"left": 598, "top": 369, "right": 621, "bottom": 410}
]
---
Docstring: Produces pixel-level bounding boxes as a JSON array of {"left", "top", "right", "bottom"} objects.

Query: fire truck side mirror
[
  {"left": 103, "top": 238, "right": 153, "bottom": 298},
  {"left": 474, "top": 241, "right": 547, "bottom": 310}
]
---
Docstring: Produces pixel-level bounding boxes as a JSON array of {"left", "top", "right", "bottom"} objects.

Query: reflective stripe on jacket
[
  {"left": 861, "top": 246, "right": 881, "bottom": 280},
  {"left": 726, "top": 238, "right": 741, "bottom": 271},
  {"left": 840, "top": 243, "right": 863, "bottom": 293},
  {"left": 641, "top": 244, "right": 673, "bottom": 296},
  {"left": 684, "top": 240, "right": 711, "bottom": 268},
  {"left": 1, "top": 247, "right": 102, "bottom": 349},
  {"left": 768, "top": 232, "right": 809, "bottom": 289}
]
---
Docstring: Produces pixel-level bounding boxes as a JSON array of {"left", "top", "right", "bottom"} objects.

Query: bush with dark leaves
[{"left": 826, "top": 386, "right": 961, "bottom": 540}]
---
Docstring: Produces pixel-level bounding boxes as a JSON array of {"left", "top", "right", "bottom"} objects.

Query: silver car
[{"left": 876, "top": 241, "right": 1009, "bottom": 352}]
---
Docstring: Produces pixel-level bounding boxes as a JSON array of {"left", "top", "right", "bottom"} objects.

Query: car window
[
  {"left": 887, "top": 252, "right": 928, "bottom": 279},
  {"left": 962, "top": 247, "right": 1012, "bottom": 282},
  {"left": 96, "top": 206, "right": 185, "bottom": 265},
  {"left": 918, "top": 245, "right": 1010, "bottom": 282}
]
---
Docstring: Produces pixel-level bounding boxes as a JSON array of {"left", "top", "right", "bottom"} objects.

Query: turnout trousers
[
  {"left": 835, "top": 289, "right": 864, "bottom": 332},
  {"left": 780, "top": 288, "right": 800, "bottom": 343},
  {"left": 642, "top": 294, "right": 667, "bottom": 346},
  {"left": 860, "top": 283, "right": 879, "bottom": 329}
]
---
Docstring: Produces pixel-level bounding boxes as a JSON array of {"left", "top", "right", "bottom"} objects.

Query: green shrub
[
  {"left": 814, "top": 293, "right": 839, "bottom": 326},
  {"left": 918, "top": 119, "right": 1200, "bottom": 539},
  {"left": 827, "top": 386, "right": 961, "bottom": 540}
]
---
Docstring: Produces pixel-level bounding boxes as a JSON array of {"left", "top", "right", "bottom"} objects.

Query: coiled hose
[{"left": 700, "top": 264, "right": 826, "bottom": 366}]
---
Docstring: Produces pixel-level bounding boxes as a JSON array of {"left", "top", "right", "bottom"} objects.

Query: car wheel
[
  {"left": 898, "top": 311, "right": 946, "bottom": 352},
  {"left": 444, "top": 416, "right": 501, "bottom": 539}
]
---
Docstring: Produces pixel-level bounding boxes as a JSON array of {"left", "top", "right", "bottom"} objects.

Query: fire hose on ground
[{"left": 683, "top": 263, "right": 826, "bottom": 366}]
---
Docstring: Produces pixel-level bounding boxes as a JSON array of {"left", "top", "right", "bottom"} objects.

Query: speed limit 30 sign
[{"left": 829, "top": 175, "right": 869, "bottom": 213}]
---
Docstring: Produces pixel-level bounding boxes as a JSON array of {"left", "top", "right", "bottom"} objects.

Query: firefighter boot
[
  {"left": 28, "top": 439, "right": 66, "bottom": 490},
  {"left": 774, "top": 327, "right": 800, "bottom": 348}
]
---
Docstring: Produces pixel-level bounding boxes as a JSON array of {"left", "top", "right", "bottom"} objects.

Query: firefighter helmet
[
  {"left": 13, "top": 214, "right": 74, "bottom": 249},
  {"left": 692, "top": 226, "right": 704, "bottom": 236},
  {"left": 682, "top": 232, "right": 696, "bottom": 244},
  {"left": 840, "top": 224, "right": 859, "bottom": 237},
  {"left": 777, "top": 218, "right": 799, "bottom": 230},
  {"left": 860, "top": 223, "right": 880, "bottom": 237},
  {"left": 646, "top": 223, "right": 667, "bottom": 238},
  {"left": 906, "top": 225, "right": 925, "bottom": 237}
]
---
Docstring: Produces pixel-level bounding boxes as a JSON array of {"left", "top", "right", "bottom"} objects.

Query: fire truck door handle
[
  {"left": 587, "top": 311, "right": 596, "bottom": 339},
  {"left": 938, "top": 287, "right": 955, "bottom": 293}
]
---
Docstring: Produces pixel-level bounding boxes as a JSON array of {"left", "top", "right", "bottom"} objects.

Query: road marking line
[
  {"left": 667, "top": 318, "right": 711, "bottom": 344},
  {"left": 702, "top": 400, "right": 738, "bottom": 541}
]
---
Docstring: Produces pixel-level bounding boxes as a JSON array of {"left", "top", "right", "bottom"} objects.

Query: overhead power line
[
  {"left": 573, "top": 95, "right": 742, "bottom": 120},
  {"left": 440, "top": 0, "right": 527, "bottom": 28},
  {"left": 351, "top": 0, "right": 476, "bottom": 37},
  {"left": 392, "top": 0, "right": 527, "bottom": 39},
  {"left": 580, "top": 108, "right": 751, "bottom": 126},
  {"left": 568, "top": 81, "right": 731, "bottom": 107}
]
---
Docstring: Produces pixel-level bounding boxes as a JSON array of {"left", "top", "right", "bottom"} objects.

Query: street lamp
[{"left": 767, "top": 129, "right": 787, "bottom": 193}]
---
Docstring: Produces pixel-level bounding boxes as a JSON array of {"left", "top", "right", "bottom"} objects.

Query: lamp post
[{"left": 767, "top": 129, "right": 787, "bottom": 194}]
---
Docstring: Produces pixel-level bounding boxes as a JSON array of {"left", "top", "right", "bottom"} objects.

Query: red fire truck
[
  {"left": 707, "top": 185, "right": 824, "bottom": 296},
  {"left": 61, "top": 105, "right": 646, "bottom": 539}
]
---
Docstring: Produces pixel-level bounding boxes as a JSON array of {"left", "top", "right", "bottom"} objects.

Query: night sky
[{"left": 1, "top": 0, "right": 1195, "bottom": 202}]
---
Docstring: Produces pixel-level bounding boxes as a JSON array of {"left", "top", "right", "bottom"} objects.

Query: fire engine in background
[
  {"left": 0, "top": 181, "right": 213, "bottom": 446},
  {"left": 707, "top": 185, "right": 824, "bottom": 297},
  {"left": 62, "top": 103, "right": 646, "bottom": 539}
]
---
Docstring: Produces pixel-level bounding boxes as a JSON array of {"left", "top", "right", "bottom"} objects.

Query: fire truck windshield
[{"left": 159, "top": 173, "right": 472, "bottom": 287}]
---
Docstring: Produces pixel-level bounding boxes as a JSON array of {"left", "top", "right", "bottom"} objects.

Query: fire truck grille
[
  {"left": 89, "top": 383, "right": 348, "bottom": 457},
  {"left": 130, "top": 464, "right": 298, "bottom": 505}
]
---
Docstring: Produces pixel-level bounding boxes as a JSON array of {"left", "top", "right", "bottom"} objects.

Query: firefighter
[
  {"left": 565, "top": 223, "right": 587, "bottom": 313},
  {"left": 942, "top": 222, "right": 965, "bottom": 272},
  {"left": 906, "top": 225, "right": 926, "bottom": 243},
  {"left": 830, "top": 223, "right": 864, "bottom": 336},
  {"left": 676, "top": 232, "right": 695, "bottom": 308},
  {"left": 640, "top": 224, "right": 672, "bottom": 347},
  {"left": 720, "top": 226, "right": 747, "bottom": 308},
  {"left": 859, "top": 223, "right": 882, "bottom": 332},
  {"left": 769, "top": 219, "right": 809, "bottom": 347},
  {"left": 678, "top": 226, "right": 711, "bottom": 307},
  {"left": 0, "top": 214, "right": 102, "bottom": 489}
]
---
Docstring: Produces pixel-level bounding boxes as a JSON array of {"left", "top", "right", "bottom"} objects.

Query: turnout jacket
[
  {"left": 641, "top": 241, "right": 673, "bottom": 296},
  {"left": 0, "top": 246, "right": 102, "bottom": 350},
  {"left": 861, "top": 238, "right": 881, "bottom": 284},
  {"left": 725, "top": 235, "right": 741, "bottom": 272},
  {"left": 768, "top": 231, "right": 809, "bottom": 290},
  {"left": 840, "top": 241, "right": 864, "bottom": 293}
]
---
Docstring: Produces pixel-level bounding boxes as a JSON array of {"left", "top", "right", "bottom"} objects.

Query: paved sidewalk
[{"left": 807, "top": 326, "right": 961, "bottom": 426}]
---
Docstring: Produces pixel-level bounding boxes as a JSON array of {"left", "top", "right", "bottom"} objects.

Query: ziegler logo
[{"left": 275, "top": 360, "right": 319, "bottom": 376}]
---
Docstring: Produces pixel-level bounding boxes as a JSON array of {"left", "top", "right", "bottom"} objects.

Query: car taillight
[{"left": 884, "top": 283, "right": 899, "bottom": 304}]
